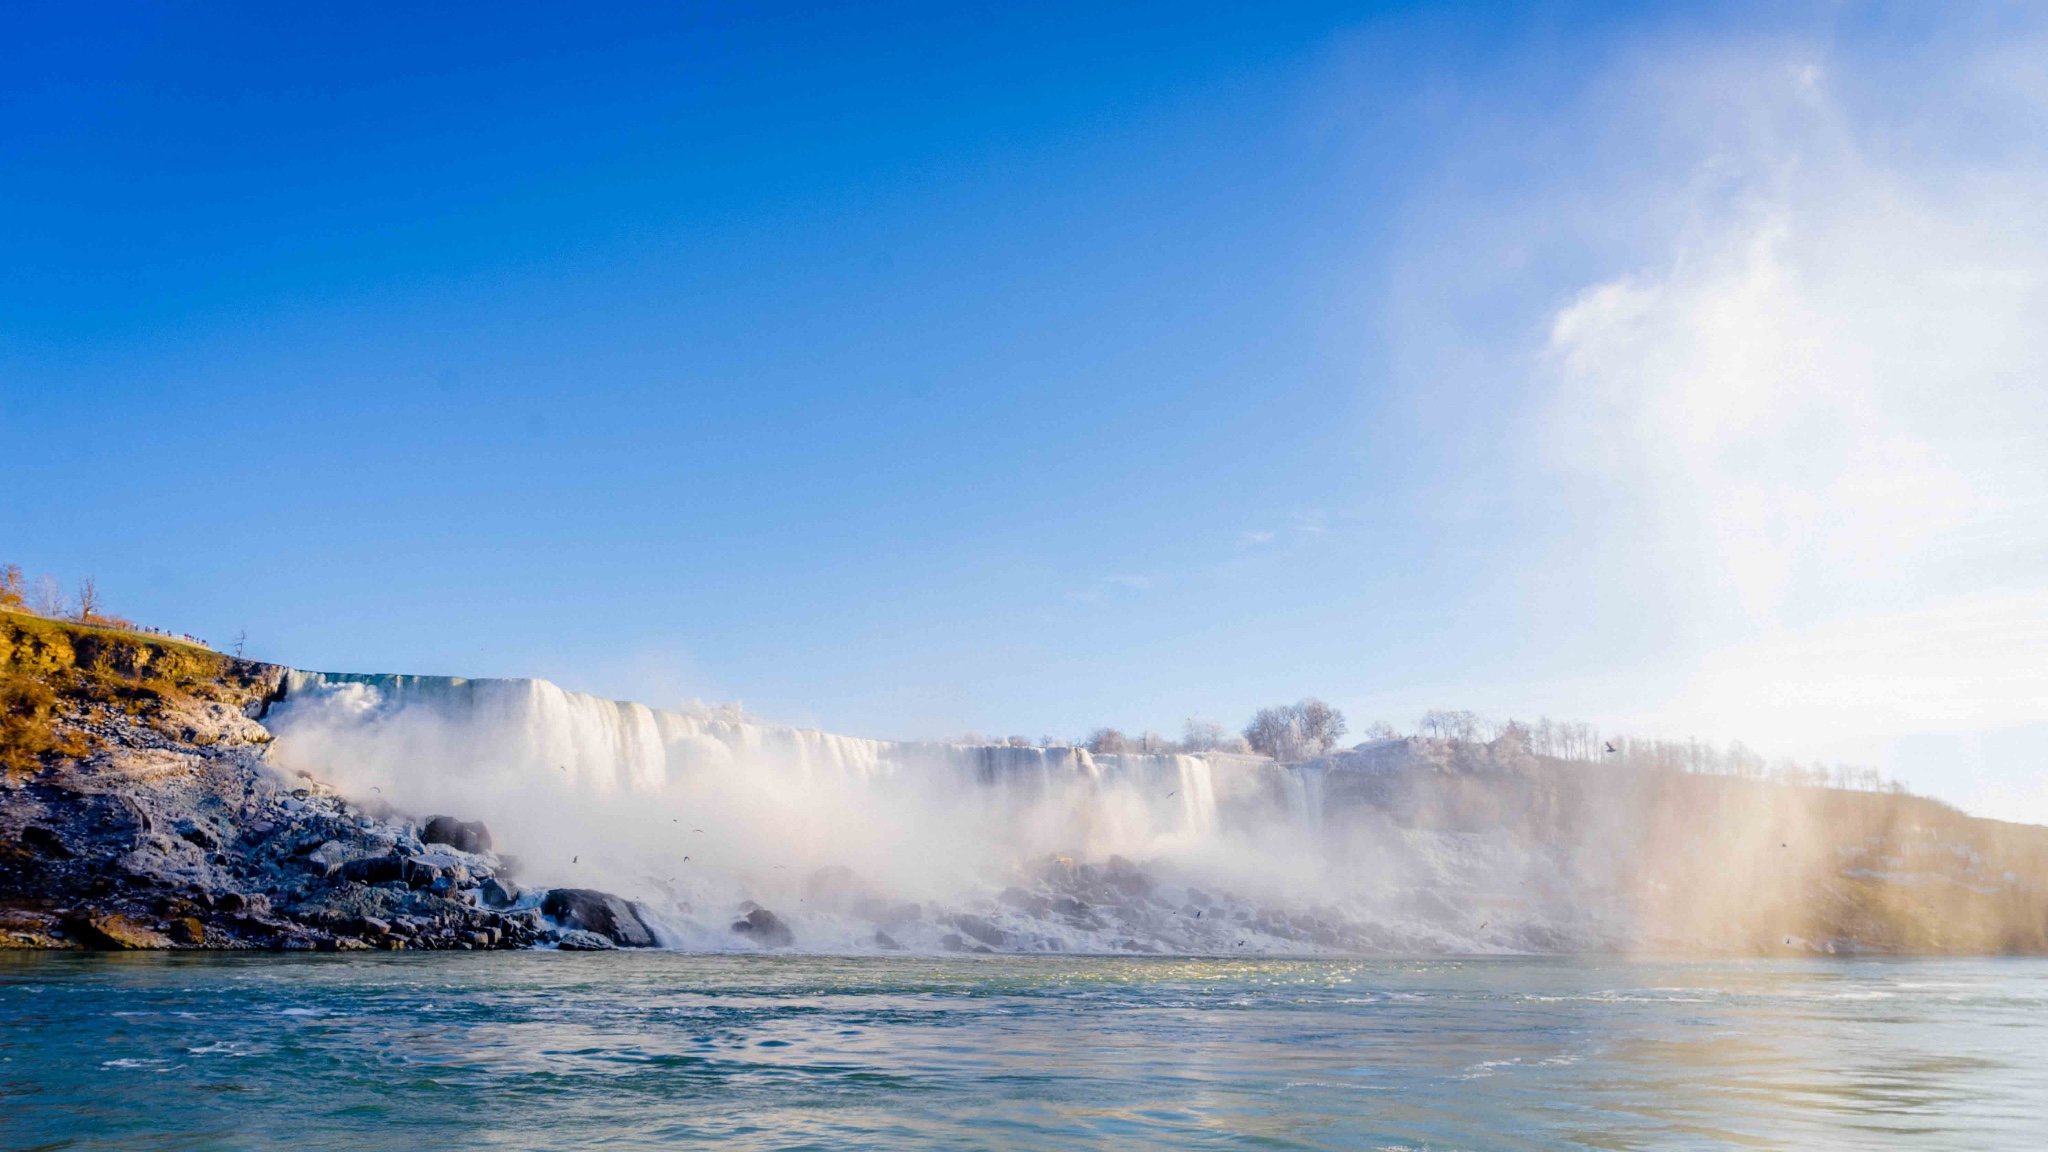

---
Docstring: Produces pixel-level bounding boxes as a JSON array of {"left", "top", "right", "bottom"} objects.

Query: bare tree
[
  {"left": 29, "top": 575, "right": 64, "bottom": 617},
  {"left": 1417, "top": 709, "right": 1482, "bottom": 741},
  {"left": 74, "top": 577, "right": 100, "bottom": 623},
  {"left": 233, "top": 629, "right": 248, "bottom": 659},
  {"left": 1296, "top": 698, "right": 1346, "bottom": 753},
  {"left": 1179, "top": 718, "right": 1226, "bottom": 752},
  {"left": 1086, "top": 728, "right": 1126, "bottom": 754},
  {"left": 0, "top": 564, "right": 23, "bottom": 610},
  {"left": 1242, "top": 699, "right": 1348, "bottom": 761}
]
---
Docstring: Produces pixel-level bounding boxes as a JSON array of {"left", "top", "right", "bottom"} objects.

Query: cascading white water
[{"left": 262, "top": 672, "right": 1335, "bottom": 952}]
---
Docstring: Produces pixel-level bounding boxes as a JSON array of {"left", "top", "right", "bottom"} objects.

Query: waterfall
[{"left": 261, "top": 673, "right": 1267, "bottom": 924}]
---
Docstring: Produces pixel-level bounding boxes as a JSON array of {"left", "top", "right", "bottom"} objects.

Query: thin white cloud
[{"left": 1534, "top": 36, "right": 2048, "bottom": 815}]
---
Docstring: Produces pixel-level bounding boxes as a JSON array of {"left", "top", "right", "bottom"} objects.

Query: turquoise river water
[{"left": 1, "top": 953, "right": 2043, "bottom": 1150}]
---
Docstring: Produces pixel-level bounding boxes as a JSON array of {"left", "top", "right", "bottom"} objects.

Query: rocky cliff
[{"left": 0, "top": 610, "right": 653, "bottom": 951}]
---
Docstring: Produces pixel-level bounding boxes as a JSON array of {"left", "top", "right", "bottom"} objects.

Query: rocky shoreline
[{"left": 0, "top": 610, "right": 658, "bottom": 952}]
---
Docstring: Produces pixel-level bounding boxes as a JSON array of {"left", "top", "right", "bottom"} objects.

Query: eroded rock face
[{"left": 541, "top": 888, "right": 657, "bottom": 947}]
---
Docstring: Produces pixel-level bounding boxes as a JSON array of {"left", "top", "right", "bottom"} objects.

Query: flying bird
[{"left": 1604, "top": 742, "right": 1617, "bottom": 754}]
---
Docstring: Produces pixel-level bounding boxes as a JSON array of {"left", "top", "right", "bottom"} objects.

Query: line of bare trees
[
  {"left": 1394, "top": 708, "right": 1909, "bottom": 795},
  {"left": 1, "top": 563, "right": 216, "bottom": 649},
  {"left": 1070, "top": 698, "right": 1349, "bottom": 761},
  {"left": 1061, "top": 697, "right": 1907, "bottom": 794}
]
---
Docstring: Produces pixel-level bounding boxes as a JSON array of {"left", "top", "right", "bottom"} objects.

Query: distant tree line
[
  {"left": 1070, "top": 698, "right": 1349, "bottom": 761},
  {"left": 1060, "top": 697, "right": 1908, "bottom": 794}
]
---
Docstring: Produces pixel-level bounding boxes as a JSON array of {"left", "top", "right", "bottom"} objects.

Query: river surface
[{"left": 1, "top": 953, "right": 2043, "bottom": 1150}]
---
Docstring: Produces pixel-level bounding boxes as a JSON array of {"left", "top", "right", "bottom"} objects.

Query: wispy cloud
[{"left": 1534, "top": 34, "right": 2048, "bottom": 774}]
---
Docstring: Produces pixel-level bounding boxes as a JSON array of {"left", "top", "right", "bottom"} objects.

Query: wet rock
[
  {"left": 317, "top": 936, "right": 372, "bottom": 952},
  {"left": 730, "top": 906, "right": 794, "bottom": 947},
  {"left": 554, "top": 928, "right": 615, "bottom": 951},
  {"left": 541, "top": 888, "right": 656, "bottom": 947},
  {"left": 997, "top": 887, "right": 1051, "bottom": 914},
  {"left": 349, "top": 915, "right": 391, "bottom": 938},
  {"left": 872, "top": 930, "right": 904, "bottom": 950},
  {"left": 168, "top": 917, "right": 206, "bottom": 945},
  {"left": 67, "top": 913, "right": 172, "bottom": 950},
  {"left": 479, "top": 877, "right": 520, "bottom": 908},
  {"left": 421, "top": 816, "right": 492, "bottom": 854},
  {"left": 948, "top": 915, "right": 1006, "bottom": 948}
]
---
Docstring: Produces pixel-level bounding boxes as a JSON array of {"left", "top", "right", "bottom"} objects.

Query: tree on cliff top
[{"left": 1243, "top": 699, "right": 1347, "bottom": 761}]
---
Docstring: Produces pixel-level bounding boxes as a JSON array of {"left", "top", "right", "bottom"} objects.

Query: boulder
[
  {"left": 553, "top": 928, "right": 616, "bottom": 951},
  {"left": 540, "top": 888, "right": 656, "bottom": 948},
  {"left": 339, "top": 854, "right": 406, "bottom": 886},
  {"left": 305, "top": 840, "right": 349, "bottom": 875},
  {"left": 730, "top": 906, "right": 794, "bottom": 947},
  {"left": 405, "top": 852, "right": 469, "bottom": 889},
  {"left": 167, "top": 917, "right": 206, "bottom": 945},
  {"left": 67, "top": 913, "right": 172, "bottom": 950},
  {"left": 348, "top": 915, "right": 391, "bottom": 938},
  {"left": 215, "top": 891, "right": 268, "bottom": 916},
  {"left": 479, "top": 877, "right": 520, "bottom": 908},
  {"left": 421, "top": 816, "right": 492, "bottom": 854},
  {"left": 948, "top": 914, "right": 1006, "bottom": 948}
]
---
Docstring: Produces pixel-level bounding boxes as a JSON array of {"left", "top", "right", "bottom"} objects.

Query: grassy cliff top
[{"left": 0, "top": 608, "right": 277, "bottom": 775}]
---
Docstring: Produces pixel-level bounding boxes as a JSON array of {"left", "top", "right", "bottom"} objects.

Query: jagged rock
[
  {"left": 553, "top": 928, "right": 615, "bottom": 950},
  {"left": 730, "top": 906, "right": 794, "bottom": 947},
  {"left": 479, "top": 877, "right": 520, "bottom": 908},
  {"left": 215, "top": 891, "right": 268, "bottom": 915},
  {"left": 67, "top": 913, "right": 172, "bottom": 950},
  {"left": 406, "top": 852, "right": 470, "bottom": 889},
  {"left": 19, "top": 826, "right": 71, "bottom": 858},
  {"left": 349, "top": 915, "right": 391, "bottom": 937},
  {"left": 339, "top": 854, "right": 406, "bottom": 886},
  {"left": 422, "top": 816, "right": 492, "bottom": 854},
  {"left": 305, "top": 840, "right": 349, "bottom": 874},
  {"left": 177, "top": 824, "right": 219, "bottom": 850},
  {"left": 541, "top": 888, "right": 656, "bottom": 947}
]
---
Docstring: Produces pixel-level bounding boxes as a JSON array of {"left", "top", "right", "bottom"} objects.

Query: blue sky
[{"left": 5, "top": 3, "right": 2045, "bottom": 818}]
